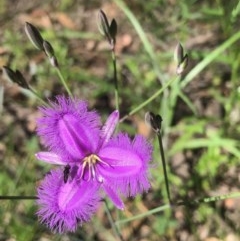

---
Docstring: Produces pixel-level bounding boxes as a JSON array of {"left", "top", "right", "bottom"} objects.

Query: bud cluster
[
  {"left": 145, "top": 111, "right": 162, "bottom": 134},
  {"left": 2, "top": 66, "right": 29, "bottom": 89},
  {"left": 25, "top": 22, "right": 58, "bottom": 67},
  {"left": 97, "top": 10, "right": 118, "bottom": 50}
]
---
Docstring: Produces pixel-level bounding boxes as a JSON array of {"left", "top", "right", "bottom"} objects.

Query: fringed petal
[
  {"left": 37, "top": 169, "right": 101, "bottom": 233},
  {"left": 98, "top": 110, "right": 119, "bottom": 149},
  {"left": 98, "top": 133, "right": 152, "bottom": 197},
  {"left": 37, "top": 96, "right": 101, "bottom": 161},
  {"left": 35, "top": 151, "right": 65, "bottom": 165},
  {"left": 103, "top": 185, "right": 124, "bottom": 210}
]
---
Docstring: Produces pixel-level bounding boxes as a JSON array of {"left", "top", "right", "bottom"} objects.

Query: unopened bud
[
  {"left": 109, "top": 19, "right": 117, "bottom": 40},
  {"left": 43, "top": 40, "right": 55, "bottom": 58},
  {"left": 145, "top": 112, "right": 162, "bottom": 133},
  {"left": 176, "top": 54, "right": 188, "bottom": 75},
  {"left": 97, "top": 10, "right": 117, "bottom": 49},
  {"left": 2, "top": 66, "right": 17, "bottom": 83},
  {"left": 98, "top": 10, "right": 110, "bottom": 38},
  {"left": 49, "top": 56, "right": 59, "bottom": 68},
  {"left": 15, "top": 70, "right": 29, "bottom": 89},
  {"left": 25, "top": 22, "right": 44, "bottom": 50},
  {"left": 2, "top": 66, "right": 29, "bottom": 89},
  {"left": 174, "top": 42, "right": 184, "bottom": 65},
  {"left": 174, "top": 42, "right": 188, "bottom": 75}
]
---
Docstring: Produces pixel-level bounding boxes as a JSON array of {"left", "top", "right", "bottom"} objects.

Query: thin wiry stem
[
  {"left": 0, "top": 196, "right": 37, "bottom": 200},
  {"left": 111, "top": 48, "right": 119, "bottom": 112},
  {"left": 120, "top": 76, "right": 180, "bottom": 122},
  {"left": 29, "top": 87, "right": 48, "bottom": 106},
  {"left": 116, "top": 192, "right": 240, "bottom": 225},
  {"left": 104, "top": 200, "right": 125, "bottom": 241},
  {"left": 157, "top": 132, "right": 171, "bottom": 204},
  {"left": 56, "top": 67, "right": 73, "bottom": 98}
]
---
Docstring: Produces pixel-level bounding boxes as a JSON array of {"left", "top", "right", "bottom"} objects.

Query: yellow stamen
[{"left": 80, "top": 154, "right": 109, "bottom": 181}]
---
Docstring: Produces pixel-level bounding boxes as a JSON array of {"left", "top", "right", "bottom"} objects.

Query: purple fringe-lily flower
[
  {"left": 37, "top": 169, "right": 101, "bottom": 233},
  {"left": 36, "top": 96, "right": 152, "bottom": 210}
]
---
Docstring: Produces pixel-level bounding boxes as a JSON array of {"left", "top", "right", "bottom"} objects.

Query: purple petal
[
  {"left": 37, "top": 96, "right": 101, "bottom": 161},
  {"left": 103, "top": 185, "right": 124, "bottom": 210},
  {"left": 37, "top": 169, "right": 101, "bottom": 233},
  {"left": 98, "top": 133, "right": 152, "bottom": 196},
  {"left": 98, "top": 110, "right": 119, "bottom": 149},
  {"left": 58, "top": 114, "right": 98, "bottom": 159},
  {"left": 35, "top": 152, "right": 65, "bottom": 165}
]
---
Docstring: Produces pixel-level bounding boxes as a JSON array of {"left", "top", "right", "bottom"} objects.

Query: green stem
[
  {"left": 113, "top": 0, "right": 165, "bottom": 84},
  {"left": 0, "top": 196, "right": 37, "bottom": 200},
  {"left": 29, "top": 87, "right": 48, "bottom": 106},
  {"left": 177, "top": 192, "right": 240, "bottom": 206},
  {"left": 157, "top": 133, "right": 171, "bottom": 204},
  {"left": 120, "top": 76, "right": 179, "bottom": 122},
  {"left": 115, "top": 192, "right": 240, "bottom": 225},
  {"left": 115, "top": 204, "right": 171, "bottom": 225},
  {"left": 104, "top": 200, "right": 125, "bottom": 241},
  {"left": 56, "top": 67, "right": 73, "bottom": 98},
  {"left": 111, "top": 49, "right": 119, "bottom": 112}
]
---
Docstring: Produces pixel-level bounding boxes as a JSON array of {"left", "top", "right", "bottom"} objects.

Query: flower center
[{"left": 79, "top": 154, "right": 109, "bottom": 182}]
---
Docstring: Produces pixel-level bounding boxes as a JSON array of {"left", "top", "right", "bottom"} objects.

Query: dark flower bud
[
  {"left": 109, "top": 19, "right": 117, "bottom": 40},
  {"left": 25, "top": 22, "right": 44, "bottom": 50},
  {"left": 176, "top": 54, "right": 188, "bottom": 75},
  {"left": 2, "top": 66, "right": 17, "bottom": 83},
  {"left": 43, "top": 40, "right": 55, "bottom": 58},
  {"left": 49, "top": 56, "right": 59, "bottom": 68},
  {"left": 145, "top": 112, "right": 162, "bottom": 133},
  {"left": 15, "top": 70, "right": 29, "bottom": 89},
  {"left": 2, "top": 66, "right": 29, "bottom": 89},
  {"left": 174, "top": 42, "right": 184, "bottom": 65},
  {"left": 174, "top": 42, "right": 188, "bottom": 75},
  {"left": 97, "top": 10, "right": 110, "bottom": 38},
  {"left": 97, "top": 10, "right": 117, "bottom": 49}
]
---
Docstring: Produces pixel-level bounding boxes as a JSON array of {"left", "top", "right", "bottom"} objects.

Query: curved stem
[
  {"left": 120, "top": 76, "right": 179, "bottom": 122},
  {"left": 115, "top": 192, "right": 240, "bottom": 225},
  {"left": 157, "top": 133, "right": 171, "bottom": 204},
  {"left": 104, "top": 200, "right": 125, "bottom": 241},
  {"left": 29, "top": 87, "right": 48, "bottom": 106},
  {"left": 115, "top": 204, "right": 171, "bottom": 225},
  {"left": 56, "top": 67, "right": 73, "bottom": 98}
]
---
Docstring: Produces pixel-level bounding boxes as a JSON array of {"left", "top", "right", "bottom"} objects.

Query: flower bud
[
  {"left": 174, "top": 42, "right": 184, "bottom": 65},
  {"left": 174, "top": 42, "right": 188, "bottom": 75},
  {"left": 97, "top": 10, "right": 110, "bottom": 38},
  {"left": 25, "top": 22, "right": 44, "bottom": 50},
  {"left": 15, "top": 70, "right": 29, "bottom": 89},
  {"left": 2, "top": 67, "right": 29, "bottom": 89},
  {"left": 176, "top": 54, "right": 188, "bottom": 75},
  {"left": 109, "top": 19, "right": 117, "bottom": 40},
  {"left": 43, "top": 40, "right": 55, "bottom": 58},
  {"left": 97, "top": 10, "right": 117, "bottom": 49},
  {"left": 145, "top": 112, "right": 162, "bottom": 133},
  {"left": 2, "top": 66, "right": 17, "bottom": 83},
  {"left": 49, "top": 56, "right": 59, "bottom": 68}
]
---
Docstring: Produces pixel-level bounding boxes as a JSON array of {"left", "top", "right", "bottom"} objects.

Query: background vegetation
[{"left": 1, "top": 0, "right": 240, "bottom": 240}]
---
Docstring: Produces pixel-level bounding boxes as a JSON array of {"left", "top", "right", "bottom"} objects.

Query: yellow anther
[{"left": 80, "top": 154, "right": 108, "bottom": 181}]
